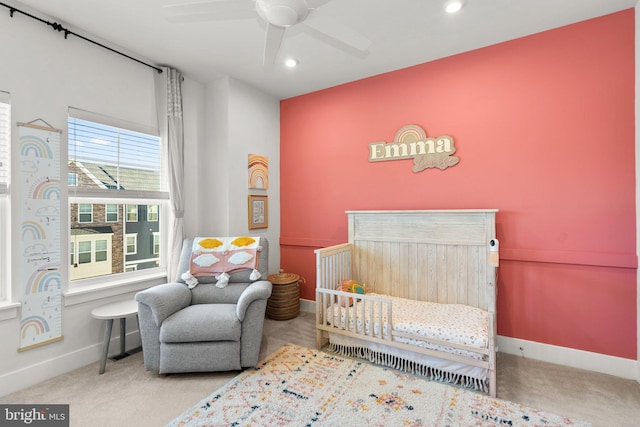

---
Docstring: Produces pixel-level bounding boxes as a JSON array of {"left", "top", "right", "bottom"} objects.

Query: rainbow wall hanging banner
[{"left": 17, "top": 122, "right": 63, "bottom": 352}]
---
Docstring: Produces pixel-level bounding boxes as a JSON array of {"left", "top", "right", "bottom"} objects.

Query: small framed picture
[{"left": 248, "top": 195, "right": 268, "bottom": 229}]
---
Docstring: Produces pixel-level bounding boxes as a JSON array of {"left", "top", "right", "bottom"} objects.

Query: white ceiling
[{"left": 7, "top": 0, "right": 638, "bottom": 99}]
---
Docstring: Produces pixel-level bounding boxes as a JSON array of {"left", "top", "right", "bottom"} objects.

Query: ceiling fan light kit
[{"left": 256, "top": 0, "right": 308, "bottom": 27}]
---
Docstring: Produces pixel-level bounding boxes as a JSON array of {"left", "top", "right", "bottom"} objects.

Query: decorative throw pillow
[{"left": 183, "top": 236, "right": 261, "bottom": 289}]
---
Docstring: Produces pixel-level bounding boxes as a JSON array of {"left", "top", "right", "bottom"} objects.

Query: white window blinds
[
  {"left": 0, "top": 91, "right": 10, "bottom": 195},
  {"left": 68, "top": 108, "right": 167, "bottom": 200}
]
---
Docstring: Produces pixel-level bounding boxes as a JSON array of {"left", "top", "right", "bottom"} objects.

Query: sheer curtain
[{"left": 156, "top": 67, "right": 185, "bottom": 281}]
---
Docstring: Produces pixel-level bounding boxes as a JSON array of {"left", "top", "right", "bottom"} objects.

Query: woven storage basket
[{"left": 266, "top": 270, "right": 304, "bottom": 320}]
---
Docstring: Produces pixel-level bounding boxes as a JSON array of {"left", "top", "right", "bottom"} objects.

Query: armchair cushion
[
  {"left": 159, "top": 304, "right": 241, "bottom": 343},
  {"left": 190, "top": 282, "right": 249, "bottom": 305}
]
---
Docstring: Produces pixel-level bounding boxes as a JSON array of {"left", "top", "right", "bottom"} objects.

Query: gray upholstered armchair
[{"left": 135, "top": 237, "right": 272, "bottom": 374}]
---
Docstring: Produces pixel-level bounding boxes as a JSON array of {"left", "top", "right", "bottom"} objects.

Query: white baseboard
[
  {"left": 0, "top": 331, "right": 141, "bottom": 398},
  {"left": 497, "top": 336, "right": 637, "bottom": 380},
  {"left": 300, "top": 298, "right": 315, "bottom": 314},
  {"left": 302, "top": 299, "right": 638, "bottom": 381}
]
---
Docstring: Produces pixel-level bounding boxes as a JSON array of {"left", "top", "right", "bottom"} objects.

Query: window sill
[
  {"left": 64, "top": 271, "right": 168, "bottom": 306},
  {"left": 0, "top": 302, "right": 20, "bottom": 321}
]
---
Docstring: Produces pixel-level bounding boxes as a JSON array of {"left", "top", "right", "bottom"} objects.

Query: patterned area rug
[{"left": 167, "top": 344, "right": 591, "bottom": 427}]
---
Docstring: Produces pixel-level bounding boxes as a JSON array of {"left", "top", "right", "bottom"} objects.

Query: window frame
[
  {"left": 125, "top": 204, "right": 138, "bottom": 222},
  {"left": 77, "top": 240, "right": 92, "bottom": 264},
  {"left": 0, "top": 92, "right": 11, "bottom": 312},
  {"left": 95, "top": 239, "right": 108, "bottom": 263},
  {"left": 105, "top": 204, "right": 118, "bottom": 222},
  {"left": 147, "top": 204, "right": 159, "bottom": 222},
  {"left": 0, "top": 195, "right": 8, "bottom": 307},
  {"left": 125, "top": 233, "right": 138, "bottom": 255},
  {"left": 67, "top": 108, "right": 168, "bottom": 294},
  {"left": 152, "top": 232, "right": 160, "bottom": 255},
  {"left": 77, "top": 203, "right": 93, "bottom": 223}
]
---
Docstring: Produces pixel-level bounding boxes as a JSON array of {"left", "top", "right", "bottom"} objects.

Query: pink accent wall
[{"left": 280, "top": 10, "right": 637, "bottom": 359}]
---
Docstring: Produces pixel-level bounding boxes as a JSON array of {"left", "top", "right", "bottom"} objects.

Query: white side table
[{"left": 91, "top": 299, "right": 140, "bottom": 374}]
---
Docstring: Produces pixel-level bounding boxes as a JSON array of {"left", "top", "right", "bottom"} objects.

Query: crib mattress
[{"left": 327, "top": 293, "right": 489, "bottom": 360}]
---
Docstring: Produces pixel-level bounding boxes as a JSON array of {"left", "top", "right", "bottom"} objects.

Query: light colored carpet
[
  {"left": 2, "top": 311, "right": 639, "bottom": 426},
  {"left": 168, "top": 344, "right": 590, "bottom": 426}
]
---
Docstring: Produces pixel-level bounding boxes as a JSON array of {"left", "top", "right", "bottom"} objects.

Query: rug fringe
[{"left": 327, "top": 342, "right": 488, "bottom": 393}]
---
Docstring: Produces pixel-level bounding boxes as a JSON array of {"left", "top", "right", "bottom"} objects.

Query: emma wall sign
[{"left": 369, "top": 124, "right": 459, "bottom": 172}]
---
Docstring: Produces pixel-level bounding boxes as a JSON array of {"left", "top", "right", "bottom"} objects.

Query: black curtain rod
[{"left": 0, "top": 2, "right": 163, "bottom": 74}]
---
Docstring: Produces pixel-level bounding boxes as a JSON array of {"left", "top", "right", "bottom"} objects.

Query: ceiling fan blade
[
  {"left": 304, "top": 9, "right": 371, "bottom": 52},
  {"left": 264, "top": 23, "right": 286, "bottom": 68},
  {"left": 163, "top": 0, "right": 255, "bottom": 23}
]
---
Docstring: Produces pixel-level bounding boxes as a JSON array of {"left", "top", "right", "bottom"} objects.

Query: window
[
  {"left": 78, "top": 203, "right": 93, "bottom": 223},
  {"left": 78, "top": 241, "right": 92, "bottom": 264},
  {"left": 105, "top": 204, "right": 118, "bottom": 222},
  {"left": 0, "top": 92, "right": 9, "bottom": 303},
  {"left": 125, "top": 234, "right": 137, "bottom": 255},
  {"left": 126, "top": 204, "right": 138, "bottom": 222},
  {"left": 68, "top": 109, "right": 167, "bottom": 285},
  {"left": 95, "top": 239, "right": 108, "bottom": 262},
  {"left": 148, "top": 205, "right": 159, "bottom": 222},
  {"left": 153, "top": 232, "right": 160, "bottom": 255},
  {"left": 68, "top": 173, "right": 78, "bottom": 186}
]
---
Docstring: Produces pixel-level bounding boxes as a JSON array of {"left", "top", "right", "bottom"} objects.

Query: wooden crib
[{"left": 315, "top": 209, "right": 498, "bottom": 396}]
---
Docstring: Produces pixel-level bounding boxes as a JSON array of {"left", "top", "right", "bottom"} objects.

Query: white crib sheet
[{"left": 327, "top": 293, "right": 489, "bottom": 360}]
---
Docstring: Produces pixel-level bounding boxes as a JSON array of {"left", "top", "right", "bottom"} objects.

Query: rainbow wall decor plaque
[
  {"left": 17, "top": 123, "right": 63, "bottom": 351},
  {"left": 248, "top": 154, "right": 268, "bottom": 189},
  {"left": 369, "top": 124, "right": 459, "bottom": 172}
]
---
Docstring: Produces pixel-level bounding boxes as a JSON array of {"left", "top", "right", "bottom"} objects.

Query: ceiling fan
[{"left": 163, "top": 0, "right": 371, "bottom": 67}]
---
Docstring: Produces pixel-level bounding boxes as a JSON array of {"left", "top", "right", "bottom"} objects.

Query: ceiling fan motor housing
[{"left": 256, "top": 0, "right": 309, "bottom": 27}]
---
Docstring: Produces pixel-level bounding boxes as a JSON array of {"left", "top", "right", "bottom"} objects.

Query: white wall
[
  {"left": 228, "top": 78, "right": 280, "bottom": 274},
  {"left": 203, "top": 77, "right": 281, "bottom": 274},
  {"left": 182, "top": 78, "right": 206, "bottom": 238},
  {"left": 203, "top": 78, "right": 230, "bottom": 233},
  {"left": 0, "top": 3, "right": 279, "bottom": 396}
]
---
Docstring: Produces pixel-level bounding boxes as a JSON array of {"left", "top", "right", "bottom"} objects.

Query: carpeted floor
[{"left": 2, "top": 311, "right": 640, "bottom": 426}]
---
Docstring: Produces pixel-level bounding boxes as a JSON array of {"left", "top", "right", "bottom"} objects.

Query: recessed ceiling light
[
  {"left": 284, "top": 58, "right": 298, "bottom": 68},
  {"left": 445, "top": 1, "right": 463, "bottom": 14}
]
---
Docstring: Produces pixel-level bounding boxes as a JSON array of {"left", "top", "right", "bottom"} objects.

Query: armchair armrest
[
  {"left": 135, "top": 283, "right": 191, "bottom": 326},
  {"left": 236, "top": 280, "right": 272, "bottom": 321}
]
